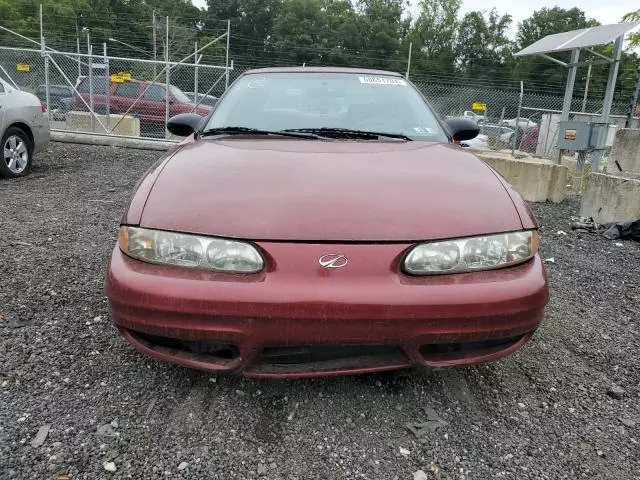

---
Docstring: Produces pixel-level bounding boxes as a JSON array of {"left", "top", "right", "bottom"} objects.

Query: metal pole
[
  {"left": 591, "top": 36, "right": 624, "bottom": 172},
  {"left": 88, "top": 44, "right": 94, "bottom": 132},
  {"left": 600, "top": 36, "right": 623, "bottom": 124},
  {"left": 405, "top": 42, "right": 413, "bottom": 80},
  {"left": 590, "top": 36, "right": 624, "bottom": 172},
  {"left": 225, "top": 19, "right": 230, "bottom": 90},
  {"left": 152, "top": 9, "right": 157, "bottom": 78},
  {"left": 625, "top": 66, "right": 640, "bottom": 129},
  {"left": 194, "top": 41, "right": 198, "bottom": 105},
  {"left": 76, "top": 21, "right": 82, "bottom": 78},
  {"left": 556, "top": 48, "right": 580, "bottom": 163},
  {"left": 582, "top": 62, "right": 592, "bottom": 112},
  {"left": 512, "top": 81, "right": 523, "bottom": 156},
  {"left": 104, "top": 42, "right": 110, "bottom": 132},
  {"left": 39, "top": 4, "right": 43, "bottom": 49},
  {"left": 165, "top": 16, "right": 170, "bottom": 138},
  {"left": 40, "top": 4, "right": 51, "bottom": 121}
]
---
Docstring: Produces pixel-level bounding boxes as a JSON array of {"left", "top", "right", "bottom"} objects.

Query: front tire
[{"left": 1, "top": 126, "right": 34, "bottom": 178}]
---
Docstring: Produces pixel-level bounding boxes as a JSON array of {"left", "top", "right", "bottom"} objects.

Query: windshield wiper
[
  {"left": 282, "top": 127, "right": 413, "bottom": 141},
  {"left": 199, "top": 126, "right": 322, "bottom": 140}
]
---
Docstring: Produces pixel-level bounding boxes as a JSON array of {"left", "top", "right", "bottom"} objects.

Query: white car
[
  {"left": 480, "top": 124, "right": 515, "bottom": 145},
  {"left": 460, "top": 134, "right": 490, "bottom": 151},
  {"left": 0, "top": 78, "right": 50, "bottom": 178},
  {"left": 462, "top": 110, "right": 486, "bottom": 124},
  {"left": 502, "top": 117, "right": 537, "bottom": 129}
]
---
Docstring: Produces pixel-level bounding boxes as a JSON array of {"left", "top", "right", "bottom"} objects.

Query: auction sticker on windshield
[{"left": 359, "top": 76, "right": 407, "bottom": 86}]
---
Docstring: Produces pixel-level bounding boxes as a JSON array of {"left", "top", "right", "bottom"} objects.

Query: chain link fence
[
  {"left": 0, "top": 44, "right": 230, "bottom": 139},
  {"left": 1, "top": 45, "right": 638, "bottom": 156},
  {"left": 410, "top": 77, "right": 638, "bottom": 160}
]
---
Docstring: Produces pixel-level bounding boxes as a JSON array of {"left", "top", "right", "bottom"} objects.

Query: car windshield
[
  {"left": 169, "top": 85, "right": 192, "bottom": 104},
  {"left": 205, "top": 72, "right": 448, "bottom": 141}
]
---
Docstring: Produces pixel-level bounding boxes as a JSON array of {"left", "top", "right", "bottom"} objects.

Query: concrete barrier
[
  {"left": 51, "top": 131, "right": 177, "bottom": 151},
  {"left": 477, "top": 152, "right": 568, "bottom": 202},
  {"left": 66, "top": 111, "right": 141, "bottom": 137},
  {"left": 580, "top": 172, "right": 640, "bottom": 224},
  {"left": 610, "top": 128, "right": 640, "bottom": 174}
]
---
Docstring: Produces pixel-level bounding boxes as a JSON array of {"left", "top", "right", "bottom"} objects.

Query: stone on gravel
[
  {"left": 413, "top": 470, "right": 428, "bottom": 480},
  {"left": 257, "top": 463, "right": 267, "bottom": 475},
  {"left": 620, "top": 418, "right": 636, "bottom": 428},
  {"left": 607, "top": 385, "right": 626, "bottom": 399},
  {"left": 399, "top": 447, "right": 411, "bottom": 456},
  {"left": 30, "top": 424, "right": 51, "bottom": 447},
  {"left": 103, "top": 461, "right": 117, "bottom": 472},
  {"left": 97, "top": 424, "right": 118, "bottom": 438},
  {"left": 177, "top": 461, "right": 189, "bottom": 471}
]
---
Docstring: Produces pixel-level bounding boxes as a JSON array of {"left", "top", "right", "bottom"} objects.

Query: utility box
[
  {"left": 557, "top": 121, "right": 617, "bottom": 151},
  {"left": 557, "top": 121, "right": 592, "bottom": 150}
]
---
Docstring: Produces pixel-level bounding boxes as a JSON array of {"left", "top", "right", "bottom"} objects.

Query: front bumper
[{"left": 106, "top": 242, "right": 549, "bottom": 378}]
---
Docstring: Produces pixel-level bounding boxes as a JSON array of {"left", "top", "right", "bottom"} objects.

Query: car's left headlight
[
  {"left": 118, "top": 226, "right": 264, "bottom": 273},
  {"left": 403, "top": 230, "right": 538, "bottom": 275}
]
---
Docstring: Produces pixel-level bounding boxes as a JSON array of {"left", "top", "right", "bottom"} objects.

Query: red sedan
[{"left": 106, "top": 67, "right": 549, "bottom": 378}]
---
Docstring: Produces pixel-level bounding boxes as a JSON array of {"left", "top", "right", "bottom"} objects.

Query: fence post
[
  {"left": 512, "top": 81, "right": 523, "bottom": 156},
  {"left": 405, "top": 42, "right": 412, "bottom": 80},
  {"left": 165, "top": 16, "right": 170, "bottom": 139},
  {"left": 152, "top": 9, "right": 157, "bottom": 79},
  {"left": 194, "top": 41, "right": 199, "bottom": 104},
  {"left": 582, "top": 62, "right": 592, "bottom": 113},
  {"left": 88, "top": 44, "right": 94, "bottom": 132},
  {"left": 225, "top": 19, "right": 230, "bottom": 90},
  {"left": 625, "top": 65, "right": 640, "bottom": 129},
  {"left": 40, "top": 4, "right": 51, "bottom": 121},
  {"left": 104, "top": 42, "right": 110, "bottom": 132}
]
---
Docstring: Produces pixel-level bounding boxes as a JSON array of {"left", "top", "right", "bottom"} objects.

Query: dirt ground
[{"left": 1, "top": 143, "right": 639, "bottom": 480}]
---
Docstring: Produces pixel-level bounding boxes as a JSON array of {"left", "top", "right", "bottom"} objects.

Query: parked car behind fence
[
  {"left": 35, "top": 84, "right": 74, "bottom": 120},
  {"left": 71, "top": 77, "right": 212, "bottom": 136}
]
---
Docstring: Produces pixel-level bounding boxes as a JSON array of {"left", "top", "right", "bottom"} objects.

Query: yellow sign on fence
[
  {"left": 111, "top": 74, "right": 127, "bottom": 83},
  {"left": 472, "top": 102, "right": 487, "bottom": 111},
  {"left": 16, "top": 63, "right": 30, "bottom": 72}
]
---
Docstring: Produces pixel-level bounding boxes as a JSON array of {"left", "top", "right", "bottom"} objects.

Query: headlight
[
  {"left": 403, "top": 230, "right": 538, "bottom": 275},
  {"left": 119, "top": 226, "right": 264, "bottom": 273}
]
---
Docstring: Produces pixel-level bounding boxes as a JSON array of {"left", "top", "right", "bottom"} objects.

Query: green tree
[
  {"left": 456, "top": 9, "right": 512, "bottom": 80},
  {"left": 354, "top": 0, "right": 407, "bottom": 69},
  {"left": 271, "top": 0, "right": 328, "bottom": 65},
  {"left": 406, "top": 0, "right": 460, "bottom": 77},
  {"left": 204, "top": 0, "right": 282, "bottom": 59},
  {"left": 623, "top": 9, "right": 640, "bottom": 48}
]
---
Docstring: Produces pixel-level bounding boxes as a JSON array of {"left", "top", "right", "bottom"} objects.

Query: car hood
[{"left": 139, "top": 139, "right": 523, "bottom": 241}]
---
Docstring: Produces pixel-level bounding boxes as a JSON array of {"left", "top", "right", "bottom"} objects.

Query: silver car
[{"left": 0, "top": 78, "right": 50, "bottom": 178}]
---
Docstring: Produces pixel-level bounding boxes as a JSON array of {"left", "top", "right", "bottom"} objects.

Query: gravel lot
[{"left": 1, "top": 142, "right": 639, "bottom": 480}]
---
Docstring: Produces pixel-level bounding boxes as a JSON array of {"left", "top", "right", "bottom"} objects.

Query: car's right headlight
[
  {"left": 118, "top": 226, "right": 264, "bottom": 273},
  {"left": 403, "top": 230, "right": 538, "bottom": 275}
]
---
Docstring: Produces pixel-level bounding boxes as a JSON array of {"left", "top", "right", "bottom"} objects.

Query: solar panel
[{"left": 514, "top": 22, "right": 640, "bottom": 57}]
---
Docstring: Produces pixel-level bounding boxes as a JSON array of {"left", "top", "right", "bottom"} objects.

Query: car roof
[
  {"left": 77, "top": 76, "right": 167, "bottom": 87},
  {"left": 243, "top": 66, "right": 403, "bottom": 76}
]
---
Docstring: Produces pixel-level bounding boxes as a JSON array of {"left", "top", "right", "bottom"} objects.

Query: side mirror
[
  {"left": 167, "top": 113, "right": 202, "bottom": 137},
  {"left": 444, "top": 118, "right": 480, "bottom": 142}
]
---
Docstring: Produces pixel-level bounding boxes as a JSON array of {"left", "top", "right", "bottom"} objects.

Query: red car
[
  {"left": 72, "top": 77, "right": 211, "bottom": 130},
  {"left": 106, "top": 67, "right": 549, "bottom": 378}
]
